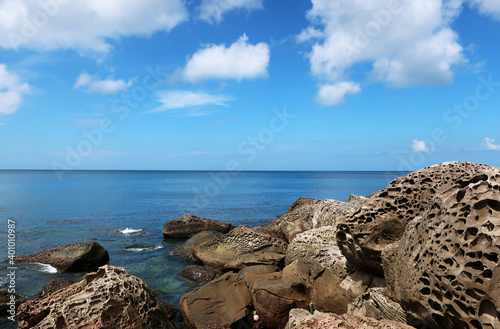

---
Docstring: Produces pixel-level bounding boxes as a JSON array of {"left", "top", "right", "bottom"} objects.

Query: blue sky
[{"left": 0, "top": 0, "right": 500, "bottom": 171}]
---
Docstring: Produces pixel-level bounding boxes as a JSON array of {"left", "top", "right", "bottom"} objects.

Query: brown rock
[
  {"left": 170, "top": 230, "right": 222, "bottom": 263},
  {"left": 383, "top": 167, "right": 500, "bottom": 329},
  {"left": 336, "top": 161, "right": 495, "bottom": 275},
  {"left": 35, "top": 278, "right": 76, "bottom": 298},
  {"left": 348, "top": 288, "right": 407, "bottom": 324},
  {"left": 162, "top": 214, "right": 234, "bottom": 239},
  {"left": 267, "top": 198, "right": 358, "bottom": 243},
  {"left": 180, "top": 272, "right": 252, "bottom": 329},
  {"left": 238, "top": 264, "right": 281, "bottom": 279},
  {"left": 0, "top": 289, "right": 26, "bottom": 317},
  {"left": 17, "top": 265, "right": 176, "bottom": 329},
  {"left": 14, "top": 242, "right": 109, "bottom": 272},
  {"left": 194, "top": 225, "right": 287, "bottom": 270},
  {"left": 180, "top": 265, "right": 220, "bottom": 283}
]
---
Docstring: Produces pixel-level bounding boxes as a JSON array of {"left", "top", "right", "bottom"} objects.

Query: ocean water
[{"left": 0, "top": 170, "right": 403, "bottom": 327}]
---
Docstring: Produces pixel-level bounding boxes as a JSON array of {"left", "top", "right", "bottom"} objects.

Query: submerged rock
[
  {"left": 383, "top": 166, "right": 500, "bottom": 329},
  {"left": 162, "top": 214, "right": 234, "bottom": 239},
  {"left": 14, "top": 242, "right": 109, "bottom": 272},
  {"left": 17, "top": 265, "right": 176, "bottom": 329},
  {"left": 35, "top": 278, "right": 76, "bottom": 298},
  {"left": 267, "top": 197, "right": 358, "bottom": 243},
  {"left": 180, "top": 272, "right": 252, "bottom": 329},
  {"left": 180, "top": 265, "right": 220, "bottom": 283},
  {"left": 194, "top": 225, "right": 287, "bottom": 270}
]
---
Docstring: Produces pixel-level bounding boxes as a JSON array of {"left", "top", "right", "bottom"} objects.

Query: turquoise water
[{"left": 0, "top": 170, "right": 403, "bottom": 327}]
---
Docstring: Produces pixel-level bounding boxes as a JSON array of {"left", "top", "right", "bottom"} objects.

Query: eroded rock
[
  {"left": 348, "top": 288, "right": 407, "bottom": 324},
  {"left": 17, "top": 265, "right": 176, "bottom": 329},
  {"left": 170, "top": 230, "right": 222, "bottom": 263},
  {"left": 14, "top": 242, "right": 109, "bottom": 272},
  {"left": 180, "top": 265, "right": 220, "bottom": 283},
  {"left": 35, "top": 278, "right": 76, "bottom": 298},
  {"left": 0, "top": 289, "right": 26, "bottom": 317},
  {"left": 162, "top": 214, "right": 234, "bottom": 239}
]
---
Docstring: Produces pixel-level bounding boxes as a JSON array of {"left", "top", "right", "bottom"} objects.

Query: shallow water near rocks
[{"left": 0, "top": 170, "right": 403, "bottom": 328}]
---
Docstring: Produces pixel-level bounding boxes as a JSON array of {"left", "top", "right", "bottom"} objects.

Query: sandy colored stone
[{"left": 163, "top": 214, "right": 234, "bottom": 239}]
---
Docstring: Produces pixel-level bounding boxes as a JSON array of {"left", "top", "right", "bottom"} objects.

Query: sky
[{"left": 0, "top": 0, "right": 500, "bottom": 171}]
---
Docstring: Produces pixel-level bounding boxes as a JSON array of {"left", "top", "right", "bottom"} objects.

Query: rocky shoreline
[{"left": 4, "top": 161, "right": 499, "bottom": 328}]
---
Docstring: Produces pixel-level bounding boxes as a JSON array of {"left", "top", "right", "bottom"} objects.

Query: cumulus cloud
[
  {"left": 481, "top": 137, "right": 500, "bottom": 150},
  {"left": 0, "top": 0, "right": 188, "bottom": 53},
  {"left": 73, "top": 73, "right": 134, "bottom": 94},
  {"left": 301, "top": 0, "right": 469, "bottom": 105},
  {"left": 410, "top": 140, "right": 430, "bottom": 152},
  {"left": 0, "top": 64, "right": 32, "bottom": 115},
  {"left": 469, "top": 0, "right": 500, "bottom": 20},
  {"left": 178, "top": 34, "right": 269, "bottom": 82},
  {"left": 198, "top": 0, "right": 263, "bottom": 23},
  {"left": 316, "top": 81, "right": 361, "bottom": 106},
  {"left": 151, "top": 90, "right": 233, "bottom": 113}
]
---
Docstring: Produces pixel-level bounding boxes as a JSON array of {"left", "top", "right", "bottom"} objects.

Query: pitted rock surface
[
  {"left": 162, "top": 214, "right": 234, "bottom": 239},
  {"left": 383, "top": 168, "right": 500, "bottom": 329},
  {"left": 17, "top": 265, "right": 176, "bottom": 329},
  {"left": 337, "top": 161, "right": 494, "bottom": 275},
  {"left": 285, "top": 309, "right": 415, "bottom": 329},
  {"left": 267, "top": 197, "right": 358, "bottom": 242},
  {"left": 35, "top": 278, "right": 76, "bottom": 298},
  {"left": 170, "top": 230, "right": 222, "bottom": 263},
  {"left": 14, "top": 242, "right": 109, "bottom": 272},
  {"left": 194, "top": 225, "right": 287, "bottom": 270},
  {"left": 286, "top": 226, "right": 350, "bottom": 278},
  {"left": 348, "top": 288, "right": 407, "bottom": 324}
]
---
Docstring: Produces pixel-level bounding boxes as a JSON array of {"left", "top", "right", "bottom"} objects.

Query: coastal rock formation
[
  {"left": 180, "top": 265, "right": 220, "bottom": 283},
  {"left": 285, "top": 308, "right": 415, "bottom": 329},
  {"left": 267, "top": 197, "right": 358, "bottom": 242},
  {"left": 383, "top": 169, "right": 500, "bottom": 329},
  {"left": 348, "top": 288, "right": 407, "bottom": 324},
  {"left": 17, "top": 265, "right": 176, "bottom": 329},
  {"left": 162, "top": 214, "right": 234, "bottom": 239},
  {"left": 35, "top": 278, "right": 76, "bottom": 298},
  {"left": 170, "top": 230, "right": 222, "bottom": 263},
  {"left": 180, "top": 272, "right": 252, "bottom": 329},
  {"left": 14, "top": 242, "right": 109, "bottom": 272},
  {"left": 194, "top": 225, "right": 287, "bottom": 270},
  {"left": 285, "top": 226, "right": 350, "bottom": 278},
  {"left": 238, "top": 264, "right": 281, "bottom": 279},
  {"left": 336, "top": 161, "right": 494, "bottom": 275},
  {"left": 0, "top": 289, "right": 26, "bottom": 316},
  {"left": 245, "top": 271, "right": 311, "bottom": 329}
]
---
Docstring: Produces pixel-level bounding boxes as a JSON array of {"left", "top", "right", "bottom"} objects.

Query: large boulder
[
  {"left": 336, "top": 161, "right": 494, "bottom": 275},
  {"left": 14, "top": 242, "right": 109, "bottom": 272},
  {"left": 267, "top": 198, "right": 359, "bottom": 242},
  {"left": 180, "top": 272, "right": 252, "bottom": 329},
  {"left": 194, "top": 225, "right": 287, "bottom": 270},
  {"left": 17, "top": 265, "right": 176, "bottom": 329},
  {"left": 285, "top": 309, "right": 415, "bottom": 329},
  {"left": 347, "top": 288, "right": 407, "bottom": 324},
  {"left": 170, "top": 230, "right": 222, "bottom": 263},
  {"left": 35, "top": 278, "right": 76, "bottom": 298},
  {"left": 383, "top": 168, "right": 500, "bottom": 329},
  {"left": 162, "top": 214, "right": 234, "bottom": 239},
  {"left": 245, "top": 271, "right": 311, "bottom": 329}
]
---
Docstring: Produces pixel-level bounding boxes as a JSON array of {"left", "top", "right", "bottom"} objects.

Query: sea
[{"left": 0, "top": 170, "right": 404, "bottom": 328}]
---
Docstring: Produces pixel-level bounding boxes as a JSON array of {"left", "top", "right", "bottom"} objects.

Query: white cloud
[
  {"left": 481, "top": 137, "right": 500, "bottom": 150},
  {"left": 0, "top": 0, "right": 188, "bottom": 53},
  {"left": 316, "top": 81, "right": 361, "bottom": 106},
  {"left": 0, "top": 63, "right": 32, "bottom": 115},
  {"left": 303, "top": 0, "right": 468, "bottom": 105},
  {"left": 151, "top": 90, "right": 233, "bottom": 113},
  {"left": 296, "top": 27, "right": 324, "bottom": 43},
  {"left": 469, "top": 0, "right": 500, "bottom": 20},
  {"left": 410, "top": 140, "right": 430, "bottom": 152},
  {"left": 198, "top": 0, "right": 263, "bottom": 23},
  {"left": 178, "top": 34, "right": 269, "bottom": 82},
  {"left": 73, "top": 73, "right": 134, "bottom": 94}
]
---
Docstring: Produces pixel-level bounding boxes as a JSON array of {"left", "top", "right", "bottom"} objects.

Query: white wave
[
  {"left": 125, "top": 245, "right": 164, "bottom": 252},
  {"left": 33, "top": 263, "right": 58, "bottom": 273},
  {"left": 119, "top": 228, "right": 144, "bottom": 235}
]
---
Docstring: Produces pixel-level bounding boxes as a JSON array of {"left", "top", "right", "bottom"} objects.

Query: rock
[
  {"left": 286, "top": 309, "right": 415, "bottom": 329},
  {"left": 311, "top": 269, "right": 386, "bottom": 315},
  {"left": 336, "top": 161, "right": 495, "bottom": 275},
  {"left": 17, "top": 265, "right": 176, "bottom": 329},
  {"left": 245, "top": 271, "right": 311, "bottom": 329},
  {"left": 0, "top": 289, "right": 26, "bottom": 317},
  {"left": 162, "top": 214, "right": 234, "bottom": 239},
  {"left": 35, "top": 278, "right": 76, "bottom": 298},
  {"left": 348, "top": 288, "right": 407, "bottom": 324},
  {"left": 170, "top": 230, "right": 222, "bottom": 263},
  {"left": 267, "top": 198, "right": 359, "bottom": 243},
  {"left": 180, "top": 265, "right": 220, "bottom": 283},
  {"left": 283, "top": 260, "right": 311, "bottom": 289},
  {"left": 14, "top": 242, "right": 109, "bottom": 272},
  {"left": 194, "top": 225, "right": 287, "bottom": 270},
  {"left": 382, "top": 167, "right": 500, "bottom": 329},
  {"left": 180, "top": 272, "right": 252, "bottom": 329},
  {"left": 286, "top": 226, "right": 350, "bottom": 278},
  {"left": 349, "top": 194, "right": 369, "bottom": 205},
  {"left": 238, "top": 265, "right": 281, "bottom": 279}
]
